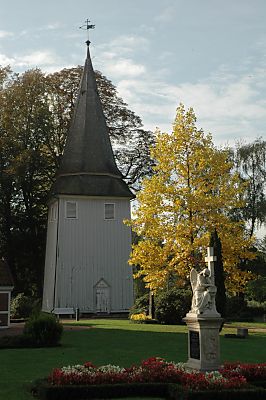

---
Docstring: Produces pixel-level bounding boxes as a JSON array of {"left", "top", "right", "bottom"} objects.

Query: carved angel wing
[{"left": 190, "top": 268, "right": 198, "bottom": 293}]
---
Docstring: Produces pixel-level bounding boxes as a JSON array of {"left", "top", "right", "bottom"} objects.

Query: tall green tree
[
  {"left": 0, "top": 68, "right": 52, "bottom": 295},
  {"left": 209, "top": 229, "right": 226, "bottom": 317},
  {"left": 235, "top": 138, "right": 266, "bottom": 237}
]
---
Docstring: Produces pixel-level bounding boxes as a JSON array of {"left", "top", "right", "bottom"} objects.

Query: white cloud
[
  {"left": 0, "top": 53, "right": 15, "bottom": 65},
  {"left": 110, "top": 35, "right": 149, "bottom": 51},
  {"left": 16, "top": 50, "right": 59, "bottom": 67},
  {"left": 43, "top": 63, "right": 77, "bottom": 74},
  {"left": 0, "top": 27, "right": 264, "bottom": 148},
  {"left": 115, "top": 64, "right": 266, "bottom": 146},
  {"left": 0, "top": 30, "right": 13, "bottom": 39},
  {"left": 139, "top": 24, "right": 155, "bottom": 35},
  {"left": 18, "top": 30, "right": 30, "bottom": 38},
  {"left": 154, "top": 4, "right": 178, "bottom": 22},
  {"left": 42, "top": 22, "right": 62, "bottom": 31},
  {"left": 98, "top": 34, "right": 149, "bottom": 55},
  {"left": 105, "top": 58, "right": 146, "bottom": 78},
  {"left": 95, "top": 35, "right": 148, "bottom": 79},
  {"left": 0, "top": 50, "right": 62, "bottom": 72}
]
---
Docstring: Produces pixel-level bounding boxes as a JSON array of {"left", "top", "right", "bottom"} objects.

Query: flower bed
[
  {"left": 130, "top": 313, "right": 154, "bottom": 323},
  {"left": 221, "top": 362, "right": 266, "bottom": 388},
  {"left": 32, "top": 358, "right": 266, "bottom": 400},
  {"left": 48, "top": 357, "right": 247, "bottom": 390},
  {"left": 222, "top": 362, "right": 266, "bottom": 382}
]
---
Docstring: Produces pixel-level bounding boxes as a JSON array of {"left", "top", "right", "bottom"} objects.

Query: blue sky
[{"left": 0, "top": 0, "right": 266, "bottom": 146}]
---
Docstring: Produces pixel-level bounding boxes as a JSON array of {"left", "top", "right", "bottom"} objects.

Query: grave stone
[{"left": 183, "top": 246, "right": 224, "bottom": 371}]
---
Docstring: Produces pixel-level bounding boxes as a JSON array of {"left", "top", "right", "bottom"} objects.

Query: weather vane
[{"left": 79, "top": 19, "right": 95, "bottom": 42}]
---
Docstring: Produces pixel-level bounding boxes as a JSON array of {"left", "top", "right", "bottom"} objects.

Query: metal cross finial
[{"left": 79, "top": 19, "right": 95, "bottom": 42}]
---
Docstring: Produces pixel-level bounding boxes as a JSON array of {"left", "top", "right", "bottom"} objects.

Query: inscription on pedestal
[{"left": 189, "top": 330, "right": 200, "bottom": 360}]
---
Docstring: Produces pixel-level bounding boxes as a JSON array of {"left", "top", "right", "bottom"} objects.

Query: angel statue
[{"left": 190, "top": 268, "right": 218, "bottom": 315}]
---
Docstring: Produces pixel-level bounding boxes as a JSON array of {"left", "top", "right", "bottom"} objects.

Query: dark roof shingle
[
  {"left": 52, "top": 42, "right": 134, "bottom": 199},
  {"left": 51, "top": 174, "right": 134, "bottom": 198}
]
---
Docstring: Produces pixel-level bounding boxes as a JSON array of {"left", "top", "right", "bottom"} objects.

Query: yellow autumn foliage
[{"left": 128, "top": 104, "right": 255, "bottom": 294}]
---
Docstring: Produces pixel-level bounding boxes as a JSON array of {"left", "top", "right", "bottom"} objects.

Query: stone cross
[{"left": 205, "top": 246, "right": 217, "bottom": 285}]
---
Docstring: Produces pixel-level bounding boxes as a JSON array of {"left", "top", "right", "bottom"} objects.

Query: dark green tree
[
  {"left": 246, "top": 276, "right": 266, "bottom": 303},
  {"left": 244, "top": 235, "right": 266, "bottom": 302},
  {"left": 209, "top": 229, "right": 226, "bottom": 318},
  {"left": 0, "top": 68, "right": 52, "bottom": 295}
]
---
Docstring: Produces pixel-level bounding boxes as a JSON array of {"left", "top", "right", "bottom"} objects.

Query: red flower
[
  {"left": 48, "top": 358, "right": 263, "bottom": 389},
  {"left": 84, "top": 361, "right": 96, "bottom": 369},
  {"left": 222, "top": 362, "right": 266, "bottom": 382}
]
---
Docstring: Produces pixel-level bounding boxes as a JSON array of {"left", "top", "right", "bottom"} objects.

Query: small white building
[
  {"left": 0, "top": 259, "right": 14, "bottom": 328},
  {"left": 42, "top": 40, "right": 134, "bottom": 315}
]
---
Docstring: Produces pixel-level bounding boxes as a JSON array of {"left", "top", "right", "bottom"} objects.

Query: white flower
[
  {"left": 205, "top": 371, "right": 224, "bottom": 383},
  {"left": 170, "top": 362, "right": 187, "bottom": 371},
  {"left": 98, "top": 365, "right": 126, "bottom": 373},
  {"left": 61, "top": 364, "right": 95, "bottom": 375}
]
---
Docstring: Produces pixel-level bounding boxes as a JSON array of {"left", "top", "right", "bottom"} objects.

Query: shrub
[
  {"left": 155, "top": 288, "right": 191, "bottom": 325},
  {"left": 246, "top": 277, "right": 266, "bottom": 303},
  {"left": 33, "top": 382, "right": 266, "bottom": 400},
  {"left": 23, "top": 313, "right": 63, "bottom": 346},
  {"left": 10, "top": 293, "right": 41, "bottom": 319},
  {"left": 33, "top": 381, "right": 169, "bottom": 400},
  {"left": 226, "top": 296, "right": 250, "bottom": 321},
  {"left": 246, "top": 301, "right": 266, "bottom": 318},
  {"left": 130, "top": 313, "right": 152, "bottom": 323},
  {"left": 129, "top": 293, "right": 149, "bottom": 317}
]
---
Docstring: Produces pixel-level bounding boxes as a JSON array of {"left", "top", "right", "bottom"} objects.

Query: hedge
[
  {"left": 32, "top": 381, "right": 170, "bottom": 399},
  {"left": 32, "top": 380, "right": 266, "bottom": 400},
  {"left": 169, "top": 385, "right": 266, "bottom": 399}
]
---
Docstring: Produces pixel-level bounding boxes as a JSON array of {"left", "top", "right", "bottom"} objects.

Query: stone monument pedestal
[{"left": 183, "top": 313, "right": 224, "bottom": 371}]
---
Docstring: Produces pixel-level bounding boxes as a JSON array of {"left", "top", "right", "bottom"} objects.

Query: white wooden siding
[
  {"left": 42, "top": 200, "right": 58, "bottom": 312},
  {"left": 0, "top": 291, "right": 12, "bottom": 328},
  {"left": 52, "top": 197, "right": 133, "bottom": 312}
]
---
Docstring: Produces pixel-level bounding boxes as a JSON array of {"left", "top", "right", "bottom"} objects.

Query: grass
[
  {"left": 0, "top": 319, "right": 265, "bottom": 400},
  {"left": 225, "top": 321, "right": 266, "bottom": 329}
]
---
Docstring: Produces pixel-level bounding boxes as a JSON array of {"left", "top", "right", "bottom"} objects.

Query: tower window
[
  {"left": 65, "top": 201, "right": 77, "bottom": 219},
  {"left": 104, "top": 203, "right": 115, "bottom": 220}
]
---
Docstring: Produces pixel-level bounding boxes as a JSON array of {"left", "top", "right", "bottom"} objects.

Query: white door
[{"left": 96, "top": 287, "right": 109, "bottom": 313}]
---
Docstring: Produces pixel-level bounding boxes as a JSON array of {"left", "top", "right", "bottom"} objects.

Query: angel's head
[{"left": 201, "top": 268, "right": 210, "bottom": 277}]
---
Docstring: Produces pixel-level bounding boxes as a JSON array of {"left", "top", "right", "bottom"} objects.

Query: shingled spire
[{"left": 51, "top": 41, "right": 133, "bottom": 198}]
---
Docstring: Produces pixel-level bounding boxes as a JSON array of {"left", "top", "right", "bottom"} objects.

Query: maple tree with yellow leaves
[{"left": 128, "top": 104, "right": 255, "bottom": 294}]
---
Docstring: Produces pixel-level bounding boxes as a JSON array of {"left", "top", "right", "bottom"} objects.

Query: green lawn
[{"left": 0, "top": 319, "right": 265, "bottom": 400}]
